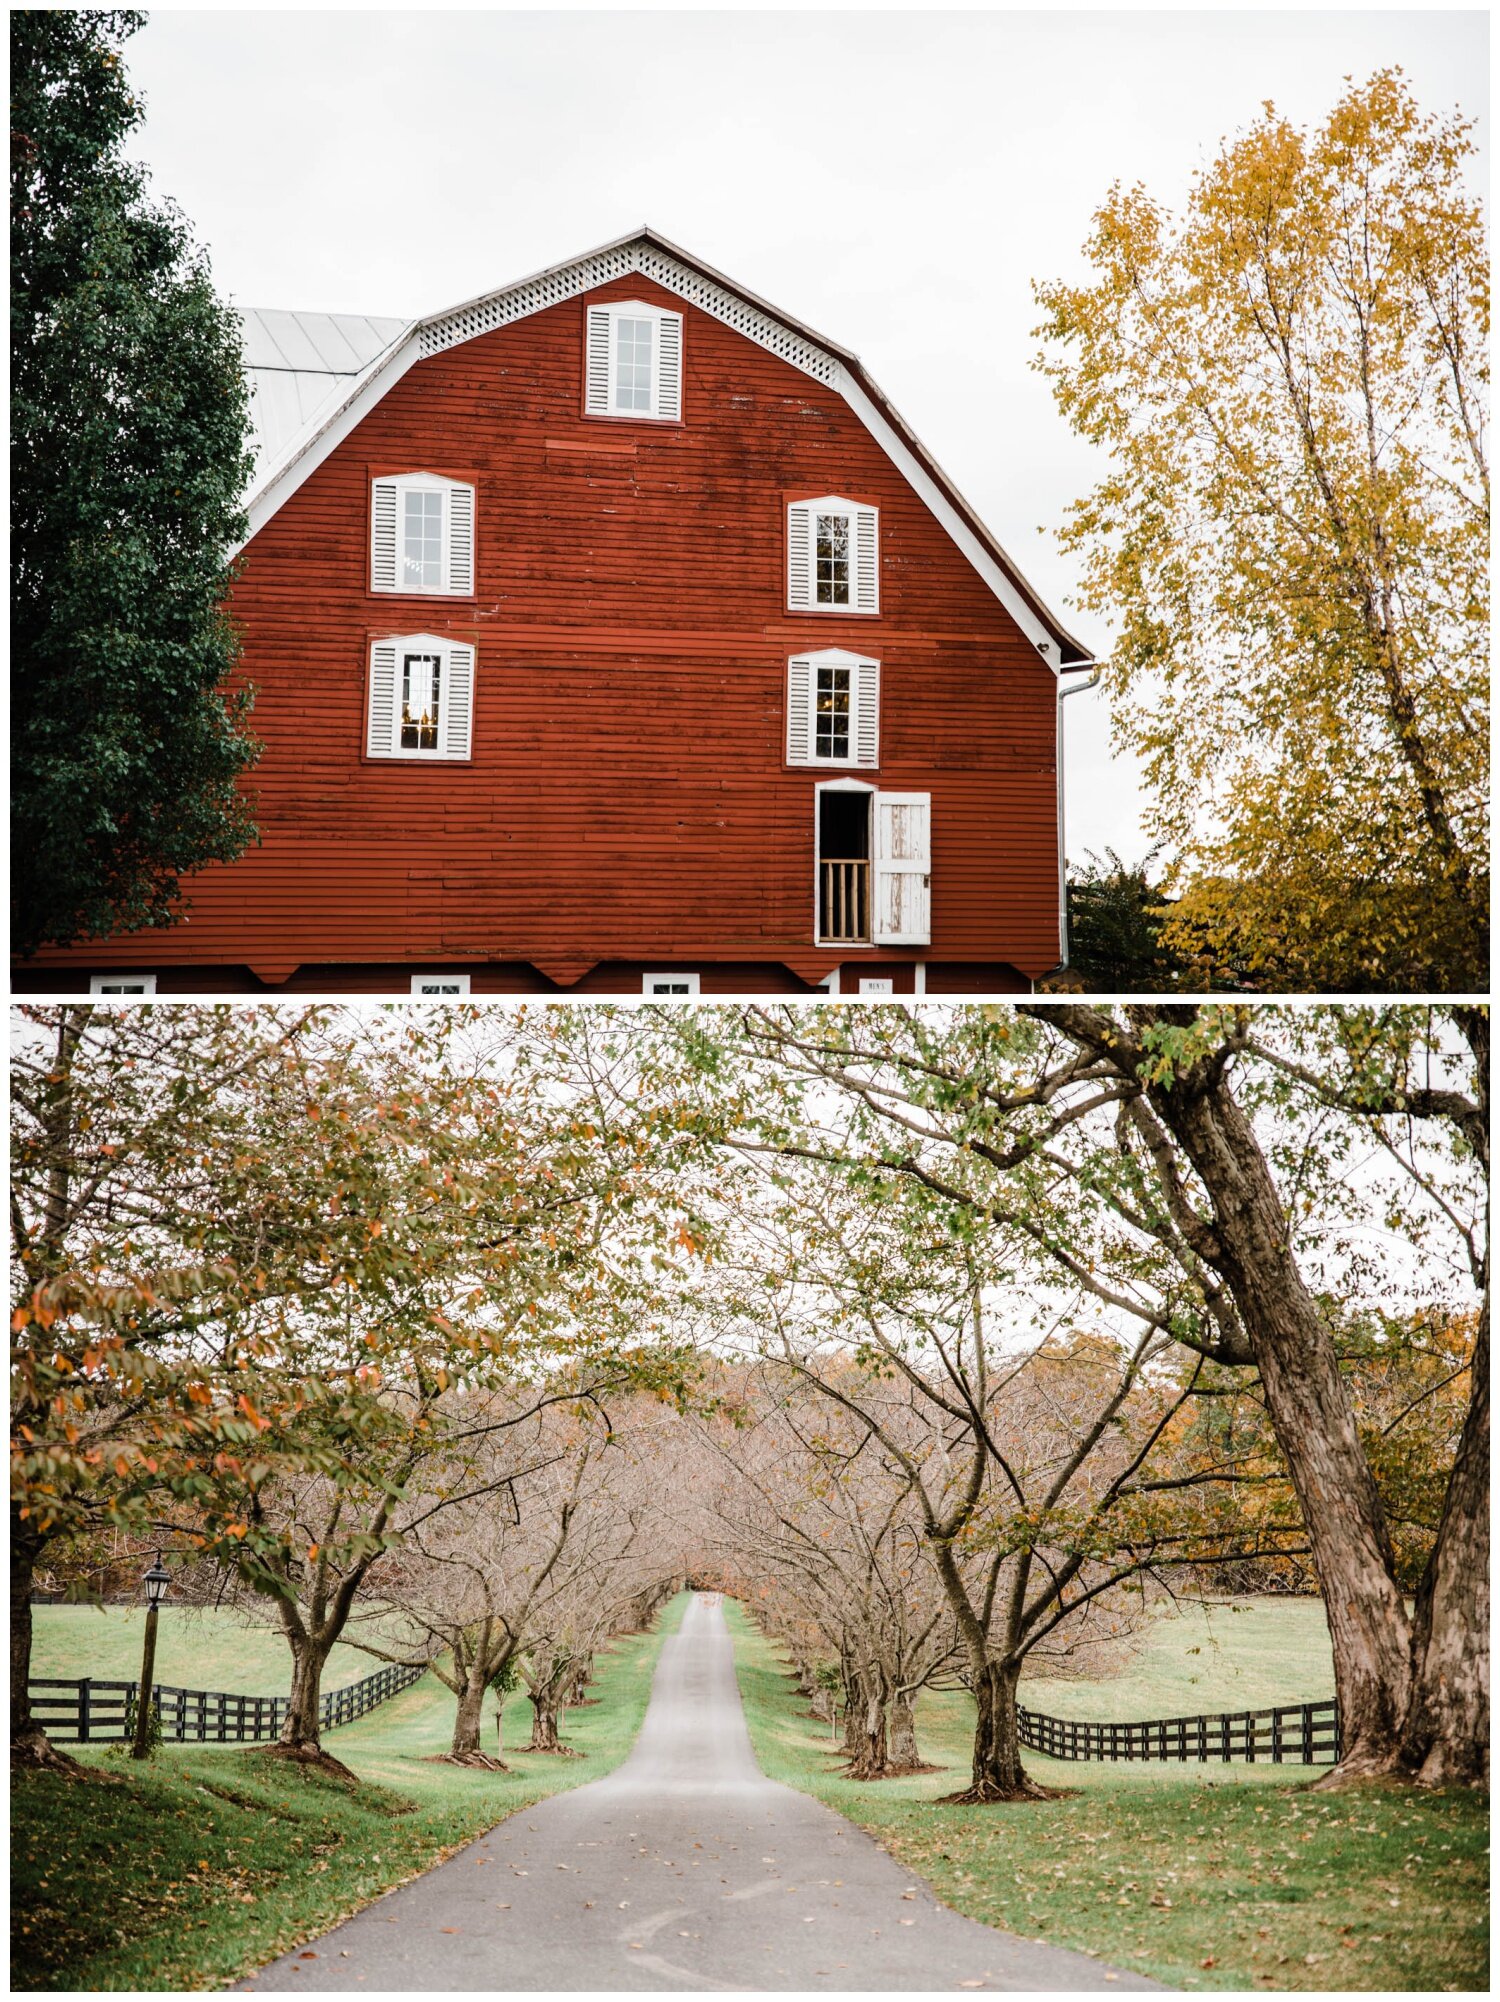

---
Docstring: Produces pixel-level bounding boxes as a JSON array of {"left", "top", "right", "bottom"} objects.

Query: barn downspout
[{"left": 1045, "top": 663, "right": 1104, "bottom": 982}]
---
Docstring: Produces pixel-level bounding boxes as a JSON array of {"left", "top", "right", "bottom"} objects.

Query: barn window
[
  {"left": 642, "top": 972, "right": 701, "bottom": 998},
  {"left": 816, "top": 514, "right": 850, "bottom": 605},
  {"left": 584, "top": 301, "right": 684, "bottom": 421},
  {"left": 786, "top": 649, "right": 879, "bottom": 768},
  {"left": 410, "top": 973, "right": 471, "bottom": 996},
  {"left": 401, "top": 651, "right": 442, "bottom": 750},
  {"left": 370, "top": 474, "right": 475, "bottom": 595},
  {"left": 615, "top": 316, "right": 654, "bottom": 411},
  {"left": 89, "top": 973, "right": 157, "bottom": 997},
  {"left": 367, "top": 634, "right": 475, "bottom": 761},
  {"left": 787, "top": 497, "right": 879, "bottom": 614}
]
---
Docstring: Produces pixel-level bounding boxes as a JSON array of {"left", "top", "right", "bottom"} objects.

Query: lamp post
[{"left": 132, "top": 1553, "right": 171, "bottom": 1759}]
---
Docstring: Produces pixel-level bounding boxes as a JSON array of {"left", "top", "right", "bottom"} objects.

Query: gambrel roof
[{"left": 239, "top": 227, "right": 1092, "bottom": 668}]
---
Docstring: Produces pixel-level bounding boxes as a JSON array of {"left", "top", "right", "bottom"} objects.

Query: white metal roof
[{"left": 241, "top": 308, "right": 411, "bottom": 484}]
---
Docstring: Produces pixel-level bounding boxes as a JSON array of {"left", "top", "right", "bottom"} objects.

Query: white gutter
[{"left": 1053, "top": 665, "right": 1104, "bottom": 973}]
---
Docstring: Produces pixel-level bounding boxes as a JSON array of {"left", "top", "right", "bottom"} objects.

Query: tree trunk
[
  {"left": 845, "top": 1677, "right": 889, "bottom": 1780},
  {"left": 527, "top": 1695, "right": 563, "bottom": 1752},
  {"left": 278, "top": 1637, "right": 331, "bottom": 1753},
  {"left": 447, "top": 1662, "right": 506, "bottom": 1769},
  {"left": 260, "top": 1635, "right": 356, "bottom": 1778},
  {"left": 840, "top": 1672, "right": 863, "bottom": 1760},
  {"left": 888, "top": 1690, "right": 923, "bottom": 1771},
  {"left": 1144, "top": 1063, "right": 1418, "bottom": 1780},
  {"left": 942, "top": 1659, "right": 1044, "bottom": 1803},
  {"left": 1402, "top": 1295, "right": 1489, "bottom": 1784},
  {"left": 10, "top": 1513, "right": 80, "bottom": 1773}
]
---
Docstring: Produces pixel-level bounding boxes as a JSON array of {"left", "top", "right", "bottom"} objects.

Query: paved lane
[{"left": 244, "top": 1593, "right": 1164, "bottom": 1991}]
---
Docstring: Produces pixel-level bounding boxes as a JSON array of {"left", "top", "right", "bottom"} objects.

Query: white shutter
[
  {"left": 854, "top": 506, "right": 879, "bottom": 613},
  {"left": 787, "top": 505, "right": 814, "bottom": 610},
  {"left": 853, "top": 655, "right": 880, "bottom": 767},
  {"left": 371, "top": 479, "right": 399, "bottom": 593},
  {"left": 444, "top": 644, "right": 475, "bottom": 760},
  {"left": 447, "top": 483, "right": 474, "bottom": 595},
  {"left": 585, "top": 306, "right": 612, "bottom": 414},
  {"left": 656, "top": 311, "right": 683, "bottom": 420},
  {"left": 873, "top": 791, "right": 931, "bottom": 945},
  {"left": 368, "top": 641, "right": 399, "bottom": 757},
  {"left": 786, "top": 655, "right": 814, "bottom": 764}
]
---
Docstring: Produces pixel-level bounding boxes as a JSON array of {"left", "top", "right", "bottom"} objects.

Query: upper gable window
[
  {"left": 584, "top": 301, "right": 683, "bottom": 422},
  {"left": 371, "top": 474, "right": 474, "bottom": 596},
  {"left": 787, "top": 497, "right": 879, "bottom": 614}
]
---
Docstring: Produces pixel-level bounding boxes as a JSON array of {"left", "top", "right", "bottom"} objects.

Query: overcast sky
[{"left": 121, "top": 4, "right": 1487, "bottom": 864}]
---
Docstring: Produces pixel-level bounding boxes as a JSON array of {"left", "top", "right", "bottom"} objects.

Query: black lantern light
[{"left": 133, "top": 1553, "right": 170, "bottom": 1758}]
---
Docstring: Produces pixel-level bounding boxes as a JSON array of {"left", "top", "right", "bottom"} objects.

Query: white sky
[{"left": 122, "top": 4, "right": 1487, "bottom": 865}]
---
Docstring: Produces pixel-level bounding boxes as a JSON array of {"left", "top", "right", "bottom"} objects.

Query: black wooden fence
[
  {"left": 1017, "top": 1695, "right": 1341, "bottom": 1765},
  {"left": 29, "top": 1658, "right": 427, "bottom": 1745}
]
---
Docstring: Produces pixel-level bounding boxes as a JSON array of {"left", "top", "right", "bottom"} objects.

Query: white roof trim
[
  {"left": 830, "top": 363, "right": 1058, "bottom": 663},
  {"left": 239, "top": 331, "right": 421, "bottom": 549},
  {"left": 236, "top": 231, "right": 1087, "bottom": 666}
]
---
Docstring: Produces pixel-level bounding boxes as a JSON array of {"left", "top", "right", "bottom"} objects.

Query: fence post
[{"left": 78, "top": 1677, "right": 91, "bottom": 1743}]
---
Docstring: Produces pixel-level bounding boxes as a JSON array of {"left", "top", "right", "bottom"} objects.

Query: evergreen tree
[{"left": 11, "top": 9, "right": 259, "bottom": 955}]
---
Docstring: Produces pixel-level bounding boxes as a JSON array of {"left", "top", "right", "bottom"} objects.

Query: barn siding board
[{"left": 19, "top": 269, "right": 1063, "bottom": 992}]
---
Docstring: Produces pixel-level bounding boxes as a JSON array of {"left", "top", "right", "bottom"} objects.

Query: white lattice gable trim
[
  {"left": 422, "top": 238, "right": 840, "bottom": 387},
  {"left": 238, "top": 228, "right": 1090, "bottom": 666}
]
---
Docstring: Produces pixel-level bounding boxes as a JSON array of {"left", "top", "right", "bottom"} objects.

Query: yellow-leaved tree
[{"left": 1035, "top": 71, "right": 1488, "bottom": 992}]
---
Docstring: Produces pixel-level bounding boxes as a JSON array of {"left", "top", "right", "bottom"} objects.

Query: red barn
[{"left": 17, "top": 228, "right": 1097, "bottom": 999}]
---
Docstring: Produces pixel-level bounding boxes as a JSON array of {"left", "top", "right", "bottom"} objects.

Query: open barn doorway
[{"left": 817, "top": 788, "right": 872, "bottom": 945}]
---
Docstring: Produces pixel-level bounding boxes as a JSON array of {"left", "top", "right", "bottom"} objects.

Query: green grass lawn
[
  {"left": 1022, "top": 1595, "right": 1335, "bottom": 1720},
  {"left": 728, "top": 1600, "right": 1488, "bottom": 1993},
  {"left": 13, "top": 1593, "right": 688, "bottom": 1992},
  {"left": 29, "top": 1604, "right": 390, "bottom": 1694}
]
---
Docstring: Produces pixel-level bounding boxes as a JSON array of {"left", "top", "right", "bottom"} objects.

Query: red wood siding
[{"left": 18, "top": 272, "right": 1061, "bottom": 992}]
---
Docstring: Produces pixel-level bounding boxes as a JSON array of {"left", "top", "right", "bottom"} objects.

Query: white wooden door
[{"left": 873, "top": 792, "right": 931, "bottom": 945}]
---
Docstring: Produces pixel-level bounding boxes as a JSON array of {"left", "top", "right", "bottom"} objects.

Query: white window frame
[
  {"left": 813, "top": 778, "right": 877, "bottom": 950},
  {"left": 367, "top": 633, "right": 476, "bottom": 763},
  {"left": 787, "top": 495, "right": 879, "bottom": 615},
  {"left": 89, "top": 973, "right": 157, "bottom": 997},
  {"left": 370, "top": 473, "right": 475, "bottom": 597},
  {"left": 641, "top": 972, "right": 701, "bottom": 999},
  {"left": 409, "top": 973, "right": 472, "bottom": 996},
  {"left": 786, "top": 648, "right": 880, "bottom": 768},
  {"left": 584, "top": 301, "right": 684, "bottom": 422}
]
